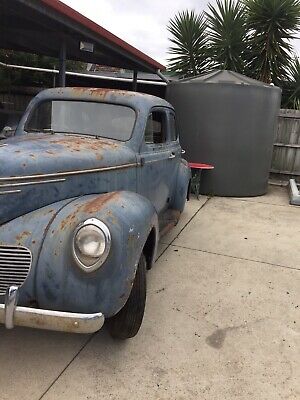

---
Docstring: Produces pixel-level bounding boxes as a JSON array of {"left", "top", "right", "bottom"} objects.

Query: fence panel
[{"left": 271, "top": 109, "right": 300, "bottom": 177}]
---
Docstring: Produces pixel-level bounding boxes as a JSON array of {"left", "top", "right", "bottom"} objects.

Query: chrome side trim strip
[
  {"left": 141, "top": 154, "right": 179, "bottom": 165},
  {"left": 144, "top": 159, "right": 165, "bottom": 164},
  {"left": 0, "top": 178, "right": 66, "bottom": 188},
  {"left": 0, "top": 163, "right": 138, "bottom": 183},
  {"left": 0, "top": 190, "right": 22, "bottom": 195}
]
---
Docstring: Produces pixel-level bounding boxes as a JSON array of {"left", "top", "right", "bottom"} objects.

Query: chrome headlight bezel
[{"left": 72, "top": 218, "right": 111, "bottom": 273}]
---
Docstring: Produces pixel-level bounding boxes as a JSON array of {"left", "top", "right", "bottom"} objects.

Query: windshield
[{"left": 25, "top": 100, "right": 136, "bottom": 141}]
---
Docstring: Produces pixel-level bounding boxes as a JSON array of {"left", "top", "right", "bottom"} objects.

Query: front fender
[
  {"left": 0, "top": 199, "right": 75, "bottom": 304},
  {"left": 36, "top": 191, "right": 158, "bottom": 317}
]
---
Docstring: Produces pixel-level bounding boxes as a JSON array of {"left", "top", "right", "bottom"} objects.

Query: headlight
[{"left": 73, "top": 218, "right": 111, "bottom": 272}]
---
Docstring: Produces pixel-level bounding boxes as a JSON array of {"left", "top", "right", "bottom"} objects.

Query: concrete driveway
[{"left": 0, "top": 186, "right": 299, "bottom": 400}]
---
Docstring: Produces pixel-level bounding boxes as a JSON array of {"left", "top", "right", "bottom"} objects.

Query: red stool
[{"left": 188, "top": 163, "right": 214, "bottom": 199}]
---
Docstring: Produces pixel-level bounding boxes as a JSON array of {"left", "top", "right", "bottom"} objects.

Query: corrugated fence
[
  {"left": 0, "top": 89, "right": 36, "bottom": 111},
  {"left": 271, "top": 109, "right": 300, "bottom": 178}
]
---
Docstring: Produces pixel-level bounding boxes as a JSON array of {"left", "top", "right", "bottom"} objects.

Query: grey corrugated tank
[{"left": 166, "top": 70, "right": 282, "bottom": 196}]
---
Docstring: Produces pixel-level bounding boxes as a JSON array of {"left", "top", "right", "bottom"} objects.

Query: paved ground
[{"left": 0, "top": 186, "right": 299, "bottom": 400}]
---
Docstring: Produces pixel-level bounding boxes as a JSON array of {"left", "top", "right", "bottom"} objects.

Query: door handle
[
  {"left": 181, "top": 149, "right": 186, "bottom": 154},
  {"left": 168, "top": 153, "right": 176, "bottom": 159}
]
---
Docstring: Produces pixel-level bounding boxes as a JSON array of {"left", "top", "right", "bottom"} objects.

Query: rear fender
[
  {"left": 36, "top": 191, "right": 158, "bottom": 317},
  {"left": 171, "top": 159, "right": 191, "bottom": 212}
]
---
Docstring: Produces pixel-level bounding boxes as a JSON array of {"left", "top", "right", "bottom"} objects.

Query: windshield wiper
[
  {"left": 26, "top": 128, "right": 56, "bottom": 134},
  {"left": 26, "top": 129, "right": 99, "bottom": 139},
  {"left": 62, "top": 132, "right": 99, "bottom": 139}
]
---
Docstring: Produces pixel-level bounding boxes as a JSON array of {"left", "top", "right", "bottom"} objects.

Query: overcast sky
[{"left": 62, "top": 0, "right": 300, "bottom": 67}]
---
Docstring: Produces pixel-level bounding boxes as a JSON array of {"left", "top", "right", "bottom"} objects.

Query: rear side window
[{"left": 144, "top": 111, "right": 167, "bottom": 144}]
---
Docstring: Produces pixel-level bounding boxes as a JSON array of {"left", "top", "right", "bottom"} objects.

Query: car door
[
  {"left": 166, "top": 108, "right": 181, "bottom": 203},
  {"left": 138, "top": 107, "right": 180, "bottom": 215}
]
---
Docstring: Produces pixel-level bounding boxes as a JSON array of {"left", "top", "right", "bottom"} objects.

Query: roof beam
[{"left": 14, "top": 0, "right": 165, "bottom": 73}]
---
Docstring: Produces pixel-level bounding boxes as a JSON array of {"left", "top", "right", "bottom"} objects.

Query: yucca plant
[
  {"left": 282, "top": 57, "right": 300, "bottom": 109},
  {"left": 167, "top": 10, "right": 210, "bottom": 77},
  {"left": 244, "top": 0, "right": 300, "bottom": 84},
  {"left": 206, "top": 0, "right": 248, "bottom": 73}
]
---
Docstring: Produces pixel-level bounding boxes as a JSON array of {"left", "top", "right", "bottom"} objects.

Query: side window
[
  {"left": 169, "top": 112, "right": 178, "bottom": 142},
  {"left": 145, "top": 111, "right": 167, "bottom": 145}
]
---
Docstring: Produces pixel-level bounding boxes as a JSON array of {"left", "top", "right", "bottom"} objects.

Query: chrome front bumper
[{"left": 0, "top": 286, "right": 105, "bottom": 334}]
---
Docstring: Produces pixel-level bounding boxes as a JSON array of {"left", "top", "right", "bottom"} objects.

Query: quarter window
[{"left": 145, "top": 111, "right": 167, "bottom": 144}]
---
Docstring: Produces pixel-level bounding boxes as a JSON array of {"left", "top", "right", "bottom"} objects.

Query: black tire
[{"left": 107, "top": 254, "right": 147, "bottom": 339}]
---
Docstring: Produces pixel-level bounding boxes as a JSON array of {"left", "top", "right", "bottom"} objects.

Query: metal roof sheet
[{"left": 0, "top": 0, "right": 165, "bottom": 73}]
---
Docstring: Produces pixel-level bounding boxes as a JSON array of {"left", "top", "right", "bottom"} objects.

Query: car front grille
[{"left": 0, "top": 245, "right": 32, "bottom": 295}]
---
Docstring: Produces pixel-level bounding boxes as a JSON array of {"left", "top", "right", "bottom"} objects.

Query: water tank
[{"left": 166, "top": 70, "right": 282, "bottom": 196}]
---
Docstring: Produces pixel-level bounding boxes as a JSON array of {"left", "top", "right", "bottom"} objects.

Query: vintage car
[{"left": 0, "top": 88, "right": 190, "bottom": 339}]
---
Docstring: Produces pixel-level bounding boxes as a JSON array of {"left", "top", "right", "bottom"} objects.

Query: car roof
[{"left": 34, "top": 87, "right": 174, "bottom": 111}]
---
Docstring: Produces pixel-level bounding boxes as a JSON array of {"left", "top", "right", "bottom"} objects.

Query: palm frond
[
  {"left": 167, "top": 10, "right": 211, "bottom": 77},
  {"left": 206, "top": 0, "right": 247, "bottom": 73},
  {"left": 243, "top": 0, "right": 300, "bottom": 83},
  {"left": 282, "top": 56, "right": 300, "bottom": 109}
]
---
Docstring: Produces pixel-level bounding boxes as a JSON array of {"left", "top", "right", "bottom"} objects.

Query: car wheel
[{"left": 107, "top": 253, "right": 146, "bottom": 339}]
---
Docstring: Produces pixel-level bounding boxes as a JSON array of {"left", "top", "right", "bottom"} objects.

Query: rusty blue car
[{"left": 0, "top": 88, "right": 190, "bottom": 339}]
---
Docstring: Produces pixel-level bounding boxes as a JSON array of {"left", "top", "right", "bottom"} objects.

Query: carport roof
[{"left": 0, "top": 0, "right": 165, "bottom": 73}]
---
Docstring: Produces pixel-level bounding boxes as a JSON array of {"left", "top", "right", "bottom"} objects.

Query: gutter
[
  {"left": 0, "top": 61, "right": 167, "bottom": 87},
  {"left": 39, "top": 0, "right": 166, "bottom": 72}
]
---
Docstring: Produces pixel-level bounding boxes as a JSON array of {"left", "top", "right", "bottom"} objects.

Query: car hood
[
  {"left": 0, "top": 134, "right": 137, "bottom": 225},
  {"left": 0, "top": 134, "right": 135, "bottom": 176}
]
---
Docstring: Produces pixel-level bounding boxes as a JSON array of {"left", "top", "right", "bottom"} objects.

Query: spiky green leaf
[
  {"left": 244, "top": 0, "right": 300, "bottom": 83},
  {"left": 206, "top": 0, "right": 247, "bottom": 73},
  {"left": 167, "top": 10, "right": 211, "bottom": 77}
]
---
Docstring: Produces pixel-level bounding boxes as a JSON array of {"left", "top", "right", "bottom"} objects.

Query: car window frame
[
  {"left": 143, "top": 106, "right": 172, "bottom": 151},
  {"left": 167, "top": 109, "right": 179, "bottom": 143},
  {"left": 24, "top": 99, "right": 138, "bottom": 142}
]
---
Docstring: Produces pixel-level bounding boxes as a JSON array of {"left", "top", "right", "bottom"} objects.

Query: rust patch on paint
[
  {"left": 48, "top": 136, "right": 119, "bottom": 154},
  {"left": 60, "top": 213, "right": 77, "bottom": 230},
  {"left": 16, "top": 231, "right": 31, "bottom": 241},
  {"left": 69, "top": 87, "right": 134, "bottom": 98},
  {"left": 82, "top": 192, "right": 119, "bottom": 214}
]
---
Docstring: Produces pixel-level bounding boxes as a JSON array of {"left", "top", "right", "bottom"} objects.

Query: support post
[
  {"left": 132, "top": 70, "right": 138, "bottom": 91},
  {"left": 58, "top": 40, "right": 67, "bottom": 87},
  {"left": 156, "top": 69, "right": 169, "bottom": 83}
]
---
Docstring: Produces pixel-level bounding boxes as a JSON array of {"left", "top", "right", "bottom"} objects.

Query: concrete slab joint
[{"left": 0, "top": 187, "right": 299, "bottom": 400}]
